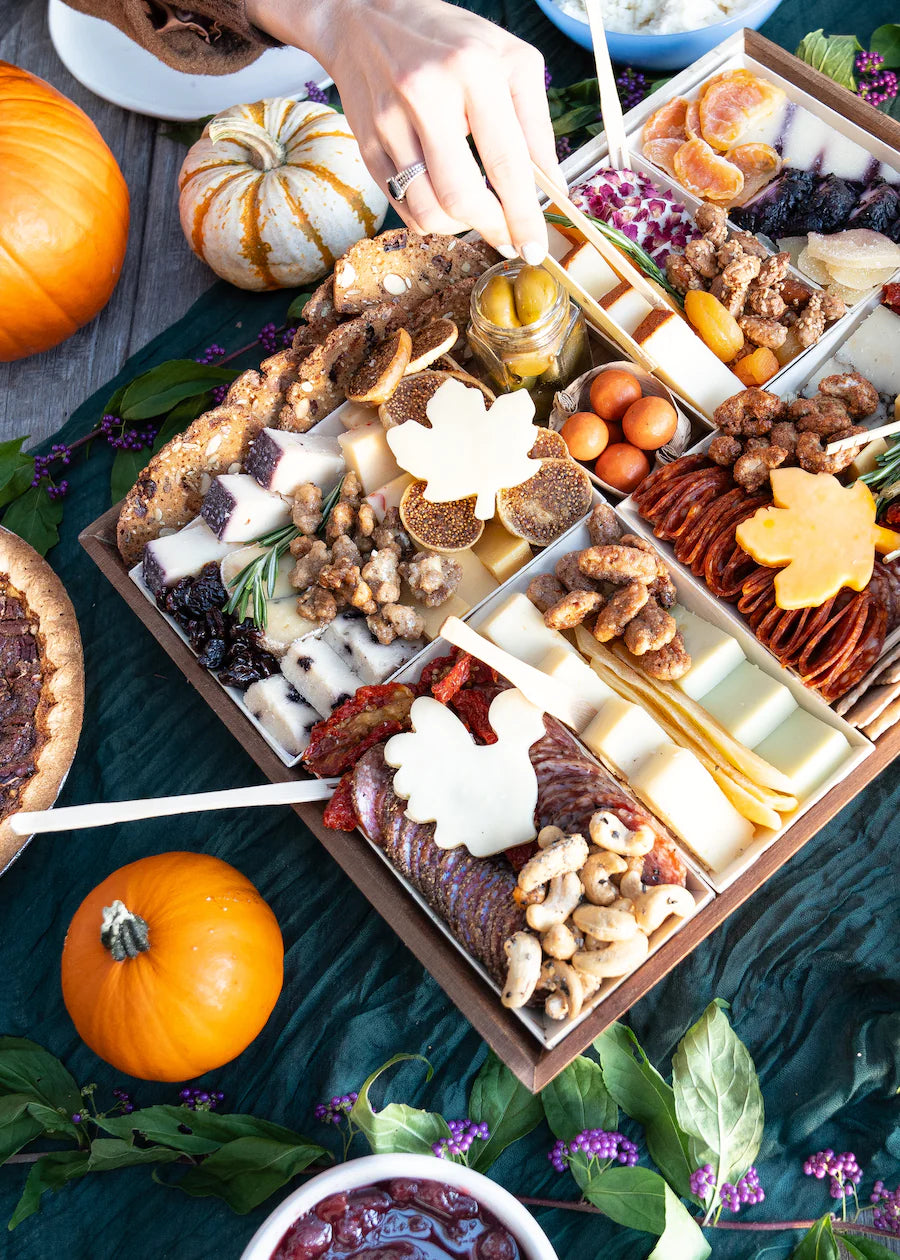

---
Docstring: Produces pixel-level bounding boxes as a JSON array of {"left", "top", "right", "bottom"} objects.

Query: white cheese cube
[
  {"left": 633, "top": 310, "right": 744, "bottom": 421},
  {"left": 415, "top": 591, "right": 470, "bottom": 641},
  {"left": 630, "top": 744, "right": 755, "bottom": 872},
  {"left": 561, "top": 241, "right": 620, "bottom": 300},
  {"left": 243, "top": 673, "right": 319, "bottom": 756},
  {"left": 538, "top": 645, "right": 614, "bottom": 729},
  {"left": 581, "top": 695, "right": 671, "bottom": 778},
  {"left": 244, "top": 428, "right": 344, "bottom": 497},
  {"left": 547, "top": 225, "right": 576, "bottom": 261},
  {"left": 201, "top": 474, "right": 291, "bottom": 542},
  {"left": 702, "top": 660, "right": 797, "bottom": 750},
  {"left": 338, "top": 422, "right": 400, "bottom": 494},
  {"left": 142, "top": 520, "right": 238, "bottom": 596},
  {"left": 324, "top": 612, "right": 424, "bottom": 683},
  {"left": 477, "top": 592, "right": 577, "bottom": 667},
  {"left": 366, "top": 473, "right": 414, "bottom": 522},
  {"left": 257, "top": 600, "right": 319, "bottom": 658},
  {"left": 454, "top": 549, "right": 498, "bottom": 609},
  {"left": 672, "top": 606, "right": 746, "bottom": 701},
  {"left": 472, "top": 520, "right": 532, "bottom": 584},
  {"left": 848, "top": 437, "right": 888, "bottom": 481},
  {"left": 221, "top": 545, "right": 295, "bottom": 605},
  {"left": 754, "top": 708, "right": 851, "bottom": 801},
  {"left": 338, "top": 400, "right": 380, "bottom": 430},
  {"left": 282, "top": 636, "right": 361, "bottom": 717},
  {"left": 600, "top": 282, "right": 654, "bottom": 335}
]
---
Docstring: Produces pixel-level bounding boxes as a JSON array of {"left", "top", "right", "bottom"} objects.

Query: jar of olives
[{"left": 468, "top": 260, "right": 591, "bottom": 420}]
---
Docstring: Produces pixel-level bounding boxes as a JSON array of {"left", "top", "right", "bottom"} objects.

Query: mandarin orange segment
[
  {"left": 699, "top": 76, "right": 786, "bottom": 152},
  {"left": 685, "top": 98, "right": 703, "bottom": 140},
  {"left": 697, "top": 68, "right": 757, "bottom": 102},
  {"left": 641, "top": 96, "right": 689, "bottom": 144},
  {"left": 642, "top": 137, "right": 683, "bottom": 180},
  {"left": 673, "top": 138, "right": 745, "bottom": 202},
  {"left": 726, "top": 142, "right": 783, "bottom": 205}
]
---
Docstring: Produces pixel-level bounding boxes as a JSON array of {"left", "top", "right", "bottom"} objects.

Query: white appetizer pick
[
  {"left": 385, "top": 378, "right": 541, "bottom": 520},
  {"left": 383, "top": 688, "right": 546, "bottom": 856}
]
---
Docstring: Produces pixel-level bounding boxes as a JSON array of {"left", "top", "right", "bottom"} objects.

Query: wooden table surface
[{"left": 0, "top": 0, "right": 215, "bottom": 448}]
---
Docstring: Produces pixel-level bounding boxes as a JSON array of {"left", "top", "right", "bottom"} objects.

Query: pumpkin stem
[
  {"left": 100, "top": 900, "right": 150, "bottom": 962},
  {"left": 208, "top": 117, "right": 284, "bottom": 170}
]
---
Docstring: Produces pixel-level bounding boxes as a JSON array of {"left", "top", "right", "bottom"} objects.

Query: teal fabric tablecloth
[{"left": 1, "top": 2, "right": 899, "bottom": 1256}]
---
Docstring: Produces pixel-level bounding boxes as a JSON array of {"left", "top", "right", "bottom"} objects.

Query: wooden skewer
[
  {"left": 584, "top": 0, "right": 629, "bottom": 171},
  {"left": 826, "top": 417, "right": 900, "bottom": 455},
  {"left": 9, "top": 777, "right": 341, "bottom": 837},
  {"left": 541, "top": 253, "right": 659, "bottom": 374},
  {"left": 439, "top": 616, "right": 597, "bottom": 733}
]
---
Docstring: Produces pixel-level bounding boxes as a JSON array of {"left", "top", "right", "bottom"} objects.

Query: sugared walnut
[
  {"left": 373, "top": 507, "right": 414, "bottom": 558},
  {"left": 755, "top": 251, "right": 790, "bottom": 289},
  {"left": 789, "top": 396, "right": 852, "bottom": 436},
  {"left": 593, "top": 580, "right": 649, "bottom": 642},
  {"left": 291, "top": 482, "right": 322, "bottom": 535},
  {"left": 716, "top": 239, "right": 745, "bottom": 269},
  {"left": 623, "top": 598, "right": 677, "bottom": 655},
  {"left": 340, "top": 471, "right": 363, "bottom": 503},
  {"left": 796, "top": 428, "right": 866, "bottom": 475},
  {"left": 361, "top": 548, "right": 401, "bottom": 604},
  {"left": 296, "top": 586, "right": 338, "bottom": 623},
  {"left": 527, "top": 572, "right": 567, "bottom": 613},
  {"left": 586, "top": 503, "right": 622, "bottom": 548},
  {"left": 325, "top": 500, "right": 356, "bottom": 543},
  {"left": 728, "top": 230, "right": 768, "bottom": 259},
  {"left": 649, "top": 572, "right": 677, "bottom": 609},
  {"left": 356, "top": 502, "right": 376, "bottom": 537},
  {"left": 331, "top": 533, "right": 362, "bottom": 568},
  {"left": 713, "top": 388, "right": 784, "bottom": 437},
  {"left": 709, "top": 433, "right": 742, "bottom": 466},
  {"left": 745, "top": 286, "right": 786, "bottom": 319},
  {"left": 738, "top": 315, "right": 787, "bottom": 349},
  {"left": 290, "top": 538, "right": 329, "bottom": 588},
  {"left": 401, "top": 550, "right": 462, "bottom": 607},
  {"left": 318, "top": 555, "right": 360, "bottom": 592},
  {"left": 544, "top": 589, "right": 604, "bottom": 630},
  {"left": 819, "top": 292, "right": 846, "bottom": 323},
  {"left": 733, "top": 445, "right": 788, "bottom": 492},
  {"left": 769, "top": 421, "right": 799, "bottom": 456},
  {"left": 367, "top": 602, "right": 426, "bottom": 644},
  {"left": 817, "top": 371, "right": 879, "bottom": 419}
]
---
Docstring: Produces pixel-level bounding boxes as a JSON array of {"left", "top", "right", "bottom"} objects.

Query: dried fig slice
[
  {"left": 347, "top": 328, "right": 412, "bottom": 404},
  {"left": 405, "top": 319, "right": 459, "bottom": 374},
  {"left": 379, "top": 369, "right": 493, "bottom": 429},
  {"left": 496, "top": 458, "right": 592, "bottom": 546},
  {"left": 399, "top": 479, "right": 484, "bottom": 553},
  {"left": 529, "top": 428, "right": 568, "bottom": 459}
]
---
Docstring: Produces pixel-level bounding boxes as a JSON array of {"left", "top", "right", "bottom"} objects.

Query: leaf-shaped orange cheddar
[{"left": 735, "top": 468, "right": 900, "bottom": 610}]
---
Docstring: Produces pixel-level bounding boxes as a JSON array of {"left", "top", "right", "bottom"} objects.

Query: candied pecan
[
  {"left": 696, "top": 201, "right": 728, "bottom": 245},
  {"left": 714, "top": 388, "right": 784, "bottom": 437},
  {"left": 623, "top": 598, "right": 677, "bottom": 655},
  {"left": 769, "top": 421, "right": 799, "bottom": 457},
  {"left": 361, "top": 547, "right": 401, "bottom": 604},
  {"left": 297, "top": 586, "right": 338, "bottom": 623},
  {"left": 290, "top": 538, "right": 330, "bottom": 588},
  {"left": 709, "top": 433, "right": 743, "bottom": 466},
  {"left": 544, "top": 589, "right": 605, "bottom": 630},
  {"left": 619, "top": 533, "right": 668, "bottom": 578},
  {"left": 586, "top": 502, "right": 623, "bottom": 548},
  {"left": 728, "top": 230, "right": 769, "bottom": 259},
  {"left": 291, "top": 482, "right": 323, "bottom": 535},
  {"left": 738, "top": 315, "right": 787, "bottom": 349},
  {"left": 592, "top": 580, "right": 649, "bottom": 642},
  {"left": 579, "top": 544, "right": 658, "bottom": 584},
  {"left": 641, "top": 630, "right": 691, "bottom": 680},
  {"left": 733, "top": 445, "right": 788, "bottom": 492},
  {"left": 756, "top": 251, "right": 790, "bottom": 289},
  {"left": 556, "top": 550, "right": 600, "bottom": 592},
  {"left": 666, "top": 254, "right": 704, "bottom": 295},
  {"left": 685, "top": 237, "right": 719, "bottom": 279},
  {"left": 795, "top": 293, "right": 827, "bottom": 348},
  {"left": 401, "top": 551, "right": 462, "bottom": 607},
  {"left": 527, "top": 572, "right": 567, "bottom": 613},
  {"left": 649, "top": 572, "right": 677, "bottom": 609},
  {"left": 746, "top": 286, "right": 786, "bottom": 319},
  {"left": 797, "top": 428, "right": 866, "bottom": 475},
  {"left": 789, "top": 396, "right": 853, "bottom": 436},
  {"left": 817, "top": 372, "right": 880, "bottom": 419}
]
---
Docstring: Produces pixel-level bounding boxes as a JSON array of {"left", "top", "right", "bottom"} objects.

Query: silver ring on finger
[{"left": 387, "top": 161, "right": 428, "bottom": 202}]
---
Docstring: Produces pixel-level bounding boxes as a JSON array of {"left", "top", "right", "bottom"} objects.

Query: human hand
[{"left": 247, "top": 0, "right": 562, "bottom": 262}]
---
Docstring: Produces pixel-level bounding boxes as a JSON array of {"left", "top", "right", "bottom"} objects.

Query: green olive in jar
[
  {"left": 513, "top": 265, "right": 557, "bottom": 325},
  {"left": 481, "top": 274, "right": 521, "bottom": 329}
]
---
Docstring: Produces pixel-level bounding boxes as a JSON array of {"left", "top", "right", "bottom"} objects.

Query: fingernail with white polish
[
  {"left": 520, "top": 241, "right": 547, "bottom": 266},
  {"left": 497, "top": 243, "right": 518, "bottom": 260}
]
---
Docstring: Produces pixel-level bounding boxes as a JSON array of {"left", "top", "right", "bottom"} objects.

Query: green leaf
[
  {"left": 101, "top": 383, "right": 128, "bottom": 419},
  {"left": 552, "top": 104, "right": 600, "bottom": 138},
  {"left": 871, "top": 24, "right": 900, "bottom": 68},
  {"left": 0, "top": 438, "right": 35, "bottom": 510},
  {"left": 85, "top": 1137, "right": 182, "bottom": 1173},
  {"left": 96, "top": 1104, "right": 321, "bottom": 1159},
  {"left": 0, "top": 1038, "right": 82, "bottom": 1119},
  {"left": 119, "top": 361, "right": 237, "bottom": 421},
  {"left": 839, "top": 1235, "right": 900, "bottom": 1260},
  {"left": 795, "top": 30, "right": 863, "bottom": 91},
  {"left": 152, "top": 394, "right": 212, "bottom": 451},
  {"left": 9, "top": 1150, "right": 90, "bottom": 1229},
  {"left": 110, "top": 447, "right": 151, "bottom": 504},
  {"left": 581, "top": 1165, "right": 710, "bottom": 1259},
  {"left": 158, "top": 115, "right": 213, "bottom": 145},
  {"left": 286, "top": 291, "right": 315, "bottom": 320},
  {"left": 0, "top": 1095, "right": 44, "bottom": 1163},
  {"left": 541, "top": 1055, "right": 617, "bottom": 1143},
  {"left": 791, "top": 1215, "right": 840, "bottom": 1259},
  {"left": 596, "top": 1024, "right": 693, "bottom": 1198},
  {"left": 172, "top": 1136, "right": 324, "bottom": 1214},
  {"left": 467, "top": 1051, "right": 544, "bottom": 1173},
  {"left": 672, "top": 1000, "right": 764, "bottom": 1192},
  {"left": 349, "top": 1054, "right": 450, "bottom": 1156},
  {"left": 1, "top": 487, "right": 63, "bottom": 555}
]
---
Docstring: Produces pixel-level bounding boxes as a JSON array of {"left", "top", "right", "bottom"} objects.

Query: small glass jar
[{"left": 467, "top": 260, "right": 591, "bottom": 420}]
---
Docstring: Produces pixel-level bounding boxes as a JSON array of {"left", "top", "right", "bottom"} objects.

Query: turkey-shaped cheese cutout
[
  {"left": 735, "top": 468, "right": 900, "bottom": 610},
  {"left": 383, "top": 689, "right": 546, "bottom": 855},
  {"left": 385, "top": 378, "right": 542, "bottom": 520}
]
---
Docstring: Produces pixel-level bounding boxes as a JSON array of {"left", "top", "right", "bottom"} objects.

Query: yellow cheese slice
[
  {"left": 478, "top": 591, "right": 577, "bottom": 666},
  {"left": 472, "top": 519, "right": 533, "bottom": 583},
  {"left": 672, "top": 605, "right": 745, "bottom": 701},
  {"left": 581, "top": 696, "right": 671, "bottom": 778},
  {"left": 633, "top": 309, "right": 743, "bottom": 421},
  {"left": 453, "top": 549, "right": 499, "bottom": 609},
  {"left": 338, "top": 423, "right": 400, "bottom": 494},
  {"left": 415, "top": 591, "right": 470, "bottom": 641}
]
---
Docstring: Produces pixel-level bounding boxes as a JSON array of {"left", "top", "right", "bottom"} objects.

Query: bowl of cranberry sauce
[{"left": 240, "top": 1155, "right": 559, "bottom": 1260}]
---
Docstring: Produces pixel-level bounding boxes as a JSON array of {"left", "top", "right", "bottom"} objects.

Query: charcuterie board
[{"left": 81, "top": 29, "right": 900, "bottom": 1090}]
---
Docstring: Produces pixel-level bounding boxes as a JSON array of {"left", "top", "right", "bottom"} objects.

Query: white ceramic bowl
[{"left": 240, "top": 1153, "right": 560, "bottom": 1260}]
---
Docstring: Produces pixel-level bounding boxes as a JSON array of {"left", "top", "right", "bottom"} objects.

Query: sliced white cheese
[
  {"left": 338, "top": 422, "right": 400, "bottom": 494},
  {"left": 243, "top": 673, "right": 319, "bottom": 757},
  {"left": 827, "top": 305, "right": 900, "bottom": 397},
  {"left": 633, "top": 310, "right": 744, "bottom": 421},
  {"left": 630, "top": 744, "right": 755, "bottom": 873},
  {"left": 366, "top": 473, "right": 415, "bottom": 522},
  {"left": 848, "top": 437, "right": 888, "bottom": 481},
  {"left": 324, "top": 612, "right": 424, "bottom": 683},
  {"left": 581, "top": 694, "right": 671, "bottom": 778},
  {"left": 244, "top": 428, "right": 344, "bottom": 497},
  {"left": 600, "top": 281, "right": 653, "bottom": 335},
  {"left": 201, "top": 474, "right": 291, "bottom": 542},
  {"left": 478, "top": 592, "right": 577, "bottom": 667},
  {"left": 281, "top": 636, "right": 360, "bottom": 717},
  {"left": 453, "top": 549, "right": 499, "bottom": 609},
  {"left": 754, "top": 708, "right": 851, "bottom": 801},
  {"left": 672, "top": 605, "right": 746, "bottom": 701},
  {"left": 702, "top": 660, "right": 797, "bottom": 750},
  {"left": 561, "top": 241, "right": 620, "bottom": 300},
  {"left": 142, "top": 519, "right": 238, "bottom": 596},
  {"left": 257, "top": 600, "right": 319, "bottom": 658},
  {"left": 221, "top": 545, "right": 295, "bottom": 604},
  {"left": 414, "top": 590, "right": 470, "bottom": 640},
  {"left": 472, "top": 519, "right": 532, "bottom": 584},
  {"left": 538, "top": 644, "right": 614, "bottom": 729}
]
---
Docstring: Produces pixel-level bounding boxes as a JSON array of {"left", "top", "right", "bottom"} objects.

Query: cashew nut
[
  {"left": 572, "top": 904, "right": 639, "bottom": 941},
  {"left": 587, "top": 850, "right": 628, "bottom": 875},
  {"left": 518, "top": 833, "right": 590, "bottom": 892},
  {"left": 581, "top": 853, "right": 619, "bottom": 906},
  {"left": 589, "top": 811, "right": 655, "bottom": 857},
  {"left": 541, "top": 921, "right": 580, "bottom": 960},
  {"left": 537, "top": 825, "right": 566, "bottom": 849},
  {"left": 609, "top": 897, "right": 634, "bottom": 914},
  {"left": 573, "top": 932, "right": 650, "bottom": 979},
  {"left": 502, "top": 932, "right": 542, "bottom": 1008},
  {"left": 633, "top": 885, "right": 696, "bottom": 934},
  {"left": 619, "top": 869, "right": 645, "bottom": 900},
  {"left": 540, "top": 960, "right": 586, "bottom": 1021},
  {"left": 526, "top": 872, "right": 583, "bottom": 932},
  {"left": 513, "top": 883, "right": 546, "bottom": 908}
]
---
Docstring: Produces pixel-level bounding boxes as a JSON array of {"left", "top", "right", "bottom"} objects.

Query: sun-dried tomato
[
  {"left": 883, "top": 282, "right": 900, "bottom": 316},
  {"left": 416, "top": 652, "right": 459, "bottom": 696},
  {"left": 504, "top": 840, "right": 538, "bottom": 872},
  {"left": 432, "top": 652, "right": 473, "bottom": 703},
  {"left": 885, "top": 502, "right": 900, "bottom": 528},
  {"left": 322, "top": 771, "right": 358, "bottom": 831},
  {"left": 303, "top": 683, "right": 415, "bottom": 776},
  {"left": 450, "top": 689, "right": 497, "bottom": 744}
]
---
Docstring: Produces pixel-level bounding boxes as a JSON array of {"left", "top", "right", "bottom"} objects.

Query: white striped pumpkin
[{"left": 178, "top": 98, "right": 388, "bottom": 291}]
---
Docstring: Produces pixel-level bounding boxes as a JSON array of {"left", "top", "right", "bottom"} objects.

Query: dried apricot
[
  {"left": 673, "top": 138, "right": 744, "bottom": 202},
  {"left": 684, "top": 289, "right": 745, "bottom": 362},
  {"left": 699, "top": 76, "right": 785, "bottom": 152},
  {"left": 642, "top": 138, "right": 682, "bottom": 180},
  {"left": 641, "top": 96, "right": 689, "bottom": 144},
  {"left": 726, "top": 143, "right": 782, "bottom": 205},
  {"left": 733, "top": 346, "right": 780, "bottom": 386}
]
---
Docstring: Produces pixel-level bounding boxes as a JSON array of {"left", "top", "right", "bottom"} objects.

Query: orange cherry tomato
[
  {"left": 561, "top": 411, "right": 610, "bottom": 461},
  {"left": 622, "top": 396, "right": 678, "bottom": 451},
  {"left": 595, "top": 443, "right": 651, "bottom": 494},
  {"left": 589, "top": 369, "right": 643, "bottom": 422}
]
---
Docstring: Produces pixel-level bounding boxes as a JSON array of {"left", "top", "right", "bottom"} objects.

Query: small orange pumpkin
[
  {"left": 0, "top": 61, "right": 130, "bottom": 362},
  {"left": 61, "top": 852, "right": 283, "bottom": 1082}
]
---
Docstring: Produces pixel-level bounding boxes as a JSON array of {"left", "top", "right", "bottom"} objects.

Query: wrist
[{"left": 244, "top": 0, "right": 342, "bottom": 65}]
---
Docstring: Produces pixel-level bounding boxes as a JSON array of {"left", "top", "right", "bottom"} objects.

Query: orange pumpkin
[
  {"left": 61, "top": 852, "right": 283, "bottom": 1082},
  {"left": 0, "top": 62, "right": 130, "bottom": 362}
]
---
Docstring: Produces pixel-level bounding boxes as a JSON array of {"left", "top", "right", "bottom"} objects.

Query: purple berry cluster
[
  {"left": 211, "top": 384, "right": 228, "bottom": 406},
  {"left": 855, "top": 51, "right": 898, "bottom": 107},
  {"left": 32, "top": 445, "right": 72, "bottom": 498},
  {"left": 804, "top": 1149, "right": 863, "bottom": 1200},
  {"left": 315, "top": 1092, "right": 358, "bottom": 1125},
  {"left": 179, "top": 1087, "right": 225, "bottom": 1112},
  {"left": 100, "top": 414, "right": 159, "bottom": 453},
  {"left": 690, "top": 1164, "right": 765, "bottom": 1212},
  {"left": 616, "top": 67, "right": 650, "bottom": 111},
  {"left": 305, "top": 80, "right": 329, "bottom": 105},
  {"left": 870, "top": 1180, "right": 900, "bottom": 1236},
  {"left": 196, "top": 343, "right": 225, "bottom": 364},
  {"left": 258, "top": 322, "right": 280, "bottom": 354},
  {"left": 549, "top": 1129, "right": 639, "bottom": 1173},
  {"left": 432, "top": 1119, "right": 490, "bottom": 1160},
  {"left": 555, "top": 136, "right": 572, "bottom": 162},
  {"left": 544, "top": 66, "right": 553, "bottom": 90},
  {"left": 112, "top": 1086, "right": 135, "bottom": 1115},
  {"left": 689, "top": 1163, "right": 716, "bottom": 1200}
]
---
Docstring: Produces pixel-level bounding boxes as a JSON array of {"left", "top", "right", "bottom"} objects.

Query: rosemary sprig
[
  {"left": 544, "top": 210, "right": 684, "bottom": 306},
  {"left": 317, "top": 476, "right": 345, "bottom": 536},
  {"left": 860, "top": 434, "right": 900, "bottom": 512}
]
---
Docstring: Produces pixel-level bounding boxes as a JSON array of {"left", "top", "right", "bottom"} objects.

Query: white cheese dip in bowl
[{"left": 532, "top": 0, "right": 784, "bottom": 70}]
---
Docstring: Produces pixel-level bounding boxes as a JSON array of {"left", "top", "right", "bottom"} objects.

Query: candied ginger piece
[
  {"left": 726, "top": 143, "right": 782, "bottom": 206},
  {"left": 806, "top": 229, "right": 900, "bottom": 272},
  {"left": 642, "top": 96, "right": 689, "bottom": 144},
  {"left": 673, "top": 138, "right": 744, "bottom": 202},
  {"left": 700, "top": 75, "right": 786, "bottom": 152}
]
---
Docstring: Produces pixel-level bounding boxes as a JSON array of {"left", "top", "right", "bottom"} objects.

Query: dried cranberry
[
  {"left": 412, "top": 1182, "right": 479, "bottom": 1219},
  {"left": 197, "top": 638, "right": 226, "bottom": 670},
  {"left": 477, "top": 1226, "right": 519, "bottom": 1259},
  {"left": 274, "top": 1213, "right": 333, "bottom": 1259},
  {"left": 314, "top": 1192, "right": 348, "bottom": 1223}
]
